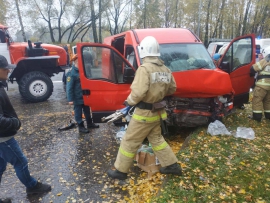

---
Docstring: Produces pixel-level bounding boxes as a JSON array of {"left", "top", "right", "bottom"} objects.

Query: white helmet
[
  {"left": 262, "top": 46, "right": 270, "bottom": 58},
  {"left": 138, "top": 36, "right": 160, "bottom": 58}
]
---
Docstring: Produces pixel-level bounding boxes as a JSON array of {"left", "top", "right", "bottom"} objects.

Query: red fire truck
[{"left": 0, "top": 23, "right": 69, "bottom": 102}]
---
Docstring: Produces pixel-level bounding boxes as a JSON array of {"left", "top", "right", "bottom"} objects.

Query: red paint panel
[{"left": 173, "top": 69, "right": 233, "bottom": 97}]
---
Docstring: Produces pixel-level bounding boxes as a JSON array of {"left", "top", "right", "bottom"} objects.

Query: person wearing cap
[
  {"left": 0, "top": 55, "right": 51, "bottom": 202},
  {"left": 66, "top": 54, "right": 99, "bottom": 133}
]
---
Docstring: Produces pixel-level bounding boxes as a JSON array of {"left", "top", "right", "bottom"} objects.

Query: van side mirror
[
  {"left": 220, "top": 61, "right": 230, "bottom": 72},
  {"left": 123, "top": 66, "right": 135, "bottom": 83}
]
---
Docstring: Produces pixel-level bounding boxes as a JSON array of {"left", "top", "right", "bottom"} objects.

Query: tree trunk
[
  {"left": 174, "top": 0, "right": 179, "bottom": 28},
  {"left": 90, "top": 0, "right": 98, "bottom": 42},
  {"left": 203, "top": 0, "right": 211, "bottom": 47},
  {"left": 14, "top": 0, "right": 27, "bottom": 42},
  {"left": 241, "top": 0, "right": 252, "bottom": 35},
  {"left": 99, "top": 0, "right": 102, "bottom": 43},
  {"left": 143, "top": 0, "right": 146, "bottom": 28},
  {"left": 211, "top": 0, "right": 226, "bottom": 38}
]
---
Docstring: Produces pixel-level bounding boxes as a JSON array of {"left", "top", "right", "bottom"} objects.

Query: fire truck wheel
[{"left": 19, "top": 71, "right": 53, "bottom": 103}]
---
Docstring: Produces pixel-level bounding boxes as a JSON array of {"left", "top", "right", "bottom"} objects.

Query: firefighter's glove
[
  {"left": 123, "top": 100, "right": 130, "bottom": 106},
  {"left": 265, "top": 54, "right": 270, "bottom": 62}
]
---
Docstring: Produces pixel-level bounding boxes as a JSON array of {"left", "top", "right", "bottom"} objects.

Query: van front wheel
[{"left": 19, "top": 71, "right": 53, "bottom": 103}]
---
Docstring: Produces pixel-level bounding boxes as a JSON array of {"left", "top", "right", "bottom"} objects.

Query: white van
[
  {"left": 207, "top": 41, "right": 230, "bottom": 56},
  {"left": 255, "top": 38, "right": 270, "bottom": 53}
]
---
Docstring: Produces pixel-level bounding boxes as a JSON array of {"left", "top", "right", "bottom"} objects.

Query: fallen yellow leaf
[{"left": 238, "top": 189, "right": 246, "bottom": 194}]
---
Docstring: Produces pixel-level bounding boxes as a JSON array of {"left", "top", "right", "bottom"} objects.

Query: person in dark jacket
[
  {"left": 66, "top": 54, "right": 99, "bottom": 133},
  {"left": 0, "top": 55, "right": 51, "bottom": 202}
]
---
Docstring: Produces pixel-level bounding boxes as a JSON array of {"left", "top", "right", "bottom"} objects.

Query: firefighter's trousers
[
  {"left": 252, "top": 86, "right": 270, "bottom": 119},
  {"left": 114, "top": 118, "right": 178, "bottom": 173}
]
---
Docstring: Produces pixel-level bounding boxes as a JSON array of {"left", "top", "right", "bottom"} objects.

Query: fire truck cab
[{"left": 75, "top": 28, "right": 255, "bottom": 127}]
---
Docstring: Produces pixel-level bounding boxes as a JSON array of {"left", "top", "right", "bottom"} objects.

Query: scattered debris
[
  {"left": 207, "top": 120, "right": 231, "bottom": 136},
  {"left": 234, "top": 127, "right": 255, "bottom": 140}
]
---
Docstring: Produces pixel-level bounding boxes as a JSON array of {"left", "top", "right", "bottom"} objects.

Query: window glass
[
  {"left": 146, "top": 43, "right": 216, "bottom": 72},
  {"left": 207, "top": 44, "right": 215, "bottom": 55},
  {"left": 82, "top": 46, "right": 128, "bottom": 83},
  {"left": 125, "top": 46, "right": 138, "bottom": 69},
  {"left": 232, "top": 38, "right": 252, "bottom": 71}
]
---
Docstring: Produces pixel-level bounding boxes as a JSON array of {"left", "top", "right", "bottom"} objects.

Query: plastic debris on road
[
  {"left": 115, "top": 124, "right": 127, "bottom": 143},
  {"left": 234, "top": 127, "right": 255, "bottom": 140},
  {"left": 207, "top": 120, "right": 231, "bottom": 136}
]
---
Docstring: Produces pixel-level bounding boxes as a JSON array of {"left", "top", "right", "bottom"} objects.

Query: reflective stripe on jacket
[
  {"left": 127, "top": 56, "right": 176, "bottom": 122},
  {"left": 253, "top": 59, "right": 270, "bottom": 90}
]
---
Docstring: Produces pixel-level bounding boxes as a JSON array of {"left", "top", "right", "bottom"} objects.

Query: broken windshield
[{"left": 158, "top": 43, "right": 216, "bottom": 72}]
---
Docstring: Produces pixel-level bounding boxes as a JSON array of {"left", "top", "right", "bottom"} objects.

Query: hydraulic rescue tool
[{"left": 101, "top": 106, "right": 133, "bottom": 124}]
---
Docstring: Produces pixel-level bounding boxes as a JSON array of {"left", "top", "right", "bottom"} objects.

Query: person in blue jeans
[
  {"left": 0, "top": 55, "right": 51, "bottom": 203},
  {"left": 66, "top": 54, "right": 99, "bottom": 133}
]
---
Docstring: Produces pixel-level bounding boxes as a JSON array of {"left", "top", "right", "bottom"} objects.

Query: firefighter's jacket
[
  {"left": 251, "top": 58, "right": 270, "bottom": 91},
  {"left": 66, "top": 65, "right": 84, "bottom": 105},
  {"left": 127, "top": 56, "right": 176, "bottom": 122}
]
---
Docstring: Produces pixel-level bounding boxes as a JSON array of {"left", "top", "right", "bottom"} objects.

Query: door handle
[{"left": 82, "top": 89, "right": 91, "bottom": 95}]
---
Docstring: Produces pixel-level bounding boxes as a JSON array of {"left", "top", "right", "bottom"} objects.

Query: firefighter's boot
[
  {"left": 78, "top": 122, "right": 89, "bottom": 133},
  {"left": 159, "top": 163, "right": 182, "bottom": 175},
  {"left": 252, "top": 112, "right": 262, "bottom": 122},
  {"left": 107, "top": 169, "right": 127, "bottom": 180},
  {"left": 265, "top": 112, "right": 270, "bottom": 120},
  {"left": 87, "top": 122, "right": 99, "bottom": 128}
]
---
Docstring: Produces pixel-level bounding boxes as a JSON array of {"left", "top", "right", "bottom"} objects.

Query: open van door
[
  {"left": 218, "top": 34, "right": 256, "bottom": 107},
  {"left": 76, "top": 43, "right": 135, "bottom": 122}
]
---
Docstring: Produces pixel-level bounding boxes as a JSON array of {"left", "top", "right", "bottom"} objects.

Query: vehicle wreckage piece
[
  {"left": 58, "top": 120, "right": 76, "bottom": 131},
  {"left": 101, "top": 106, "right": 132, "bottom": 124}
]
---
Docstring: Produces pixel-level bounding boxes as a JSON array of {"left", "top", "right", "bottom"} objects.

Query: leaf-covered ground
[
  {"left": 1, "top": 80, "right": 187, "bottom": 203},
  {"left": 152, "top": 102, "right": 270, "bottom": 203},
  {"left": 4, "top": 80, "right": 269, "bottom": 203}
]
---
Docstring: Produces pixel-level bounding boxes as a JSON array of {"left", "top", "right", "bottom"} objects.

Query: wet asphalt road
[{"left": 0, "top": 73, "right": 130, "bottom": 203}]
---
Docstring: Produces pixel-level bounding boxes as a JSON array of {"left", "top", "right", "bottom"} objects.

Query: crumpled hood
[{"left": 173, "top": 68, "right": 234, "bottom": 98}]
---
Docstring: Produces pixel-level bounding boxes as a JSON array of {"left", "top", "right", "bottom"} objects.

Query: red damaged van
[{"left": 75, "top": 28, "right": 255, "bottom": 127}]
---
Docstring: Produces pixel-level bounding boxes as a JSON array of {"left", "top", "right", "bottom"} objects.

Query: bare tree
[
  {"left": 105, "top": 0, "right": 131, "bottom": 35},
  {"left": 90, "top": 0, "right": 98, "bottom": 42},
  {"left": 203, "top": 0, "right": 212, "bottom": 46},
  {"left": 14, "top": 0, "right": 27, "bottom": 42},
  {"left": 0, "top": 0, "right": 8, "bottom": 24}
]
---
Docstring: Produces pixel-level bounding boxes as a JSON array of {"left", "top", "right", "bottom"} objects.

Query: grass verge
[{"left": 152, "top": 103, "right": 270, "bottom": 203}]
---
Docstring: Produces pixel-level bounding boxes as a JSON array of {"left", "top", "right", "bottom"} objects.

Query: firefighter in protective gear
[
  {"left": 107, "top": 36, "right": 182, "bottom": 180},
  {"left": 250, "top": 46, "right": 270, "bottom": 121}
]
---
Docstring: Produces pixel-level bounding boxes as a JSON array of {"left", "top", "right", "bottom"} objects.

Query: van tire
[{"left": 19, "top": 71, "right": 53, "bottom": 103}]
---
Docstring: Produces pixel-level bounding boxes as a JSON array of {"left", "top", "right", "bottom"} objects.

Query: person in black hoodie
[{"left": 0, "top": 55, "right": 51, "bottom": 202}]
